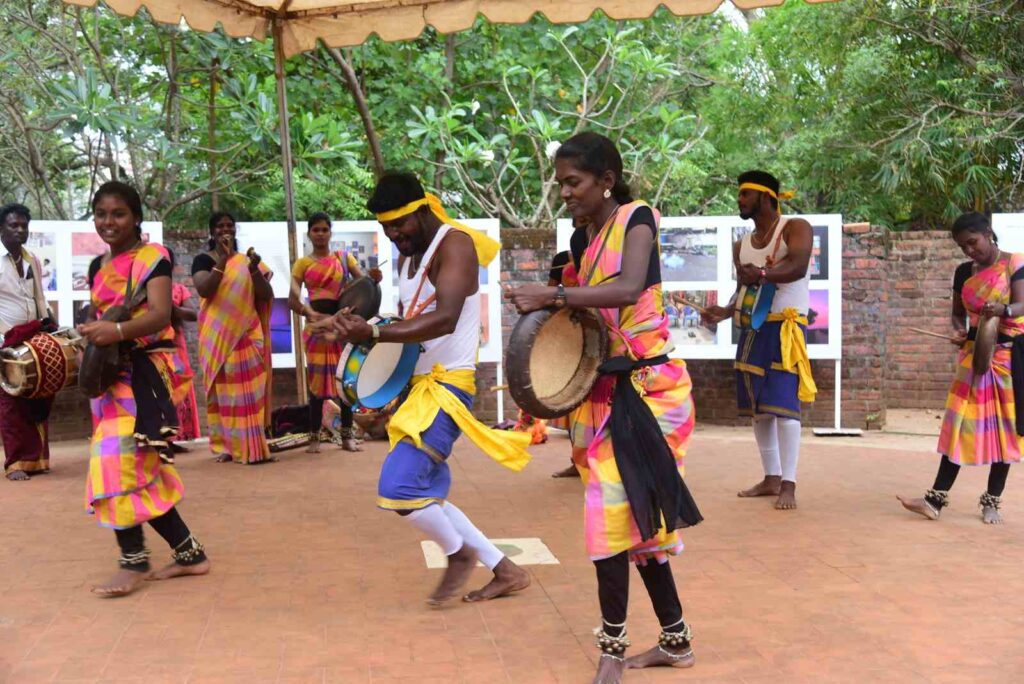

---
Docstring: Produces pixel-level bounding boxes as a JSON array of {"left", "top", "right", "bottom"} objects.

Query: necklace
[{"left": 750, "top": 214, "right": 781, "bottom": 250}]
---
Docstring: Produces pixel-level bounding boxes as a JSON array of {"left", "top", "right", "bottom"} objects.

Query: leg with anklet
[
  {"left": 146, "top": 507, "right": 211, "bottom": 581},
  {"left": 980, "top": 462, "right": 1010, "bottom": 524},
  {"left": 592, "top": 552, "right": 629, "bottom": 684},
  {"left": 898, "top": 455, "right": 958, "bottom": 520},
  {"left": 625, "top": 558, "right": 695, "bottom": 669},
  {"left": 93, "top": 525, "right": 151, "bottom": 597}
]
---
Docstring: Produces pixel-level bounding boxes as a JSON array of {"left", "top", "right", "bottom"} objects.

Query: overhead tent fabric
[{"left": 63, "top": 1, "right": 835, "bottom": 57}]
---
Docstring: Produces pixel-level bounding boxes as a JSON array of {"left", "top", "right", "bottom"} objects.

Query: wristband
[
  {"left": 370, "top": 324, "right": 380, "bottom": 341},
  {"left": 116, "top": 322, "right": 125, "bottom": 341},
  {"left": 553, "top": 283, "right": 567, "bottom": 308}
]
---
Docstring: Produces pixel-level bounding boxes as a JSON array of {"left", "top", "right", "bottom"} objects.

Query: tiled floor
[{"left": 1, "top": 426, "right": 1022, "bottom": 683}]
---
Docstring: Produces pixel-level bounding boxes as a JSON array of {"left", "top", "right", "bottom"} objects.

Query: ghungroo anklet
[
  {"left": 924, "top": 489, "right": 949, "bottom": 511},
  {"left": 979, "top": 492, "right": 1002, "bottom": 510},
  {"left": 171, "top": 535, "right": 206, "bottom": 565},
  {"left": 658, "top": 619, "right": 693, "bottom": 648},
  {"left": 658, "top": 645, "right": 694, "bottom": 661},
  {"left": 599, "top": 653, "right": 625, "bottom": 662},
  {"left": 119, "top": 548, "right": 151, "bottom": 570},
  {"left": 593, "top": 623, "right": 630, "bottom": 655}
]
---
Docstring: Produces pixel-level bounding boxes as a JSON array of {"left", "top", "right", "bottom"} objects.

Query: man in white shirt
[{"left": 0, "top": 203, "right": 54, "bottom": 481}]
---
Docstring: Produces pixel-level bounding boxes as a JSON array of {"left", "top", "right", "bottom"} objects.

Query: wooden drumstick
[
  {"left": 907, "top": 326, "right": 960, "bottom": 342},
  {"left": 490, "top": 384, "right": 509, "bottom": 392}
]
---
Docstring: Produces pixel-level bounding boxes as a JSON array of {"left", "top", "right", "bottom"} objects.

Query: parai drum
[
  {"left": 335, "top": 316, "right": 420, "bottom": 410},
  {"left": 0, "top": 329, "right": 82, "bottom": 398}
]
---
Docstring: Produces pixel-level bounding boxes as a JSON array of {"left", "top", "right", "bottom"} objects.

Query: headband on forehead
[
  {"left": 375, "top": 193, "right": 499, "bottom": 267},
  {"left": 739, "top": 182, "right": 795, "bottom": 201}
]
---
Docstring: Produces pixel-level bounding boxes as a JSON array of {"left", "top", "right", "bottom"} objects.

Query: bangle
[
  {"left": 370, "top": 324, "right": 380, "bottom": 341},
  {"left": 116, "top": 322, "right": 125, "bottom": 341},
  {"left": 1004, "top": 303, "right": 1014, "bottom": 318}
]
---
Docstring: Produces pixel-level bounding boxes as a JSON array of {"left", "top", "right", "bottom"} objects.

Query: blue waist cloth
[
  {"left": 376, "top": 384, "right": 473, "bottom": 510},
  {"left": 735, "top": 320, "right": 803, "bottom": 421}
]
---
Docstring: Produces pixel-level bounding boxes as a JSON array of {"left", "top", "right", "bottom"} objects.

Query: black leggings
[
  {"left": 309, "top": 395, "right": 352, "bottom": 435},
  {"left": 594, "top": 552, "right": 685, "bottom": 637},
  {"left": 933, "top": 455, "right": 1011, "bottom": 497},
  {"left": 114, "top": 507, "right": 205, "bottom": 571}
]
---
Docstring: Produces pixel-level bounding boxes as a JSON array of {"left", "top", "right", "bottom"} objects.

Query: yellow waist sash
[
  {"left": 766, "top": 308, "right": 817, "bottom": 403},
  {"left": 387, "top": 364, "right": 532, "bottom": 472}
]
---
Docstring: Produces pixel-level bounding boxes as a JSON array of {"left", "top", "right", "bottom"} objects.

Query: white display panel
[
  {"left": 28, "top": 220, "right": 164, "bottom": 330},
  {"left": 556, "top": 213, "right": 843, "bottom": 361}
]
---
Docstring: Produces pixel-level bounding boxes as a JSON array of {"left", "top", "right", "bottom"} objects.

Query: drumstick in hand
[{"left": 906, "top": 326, "right": 961, "bottom": 342}]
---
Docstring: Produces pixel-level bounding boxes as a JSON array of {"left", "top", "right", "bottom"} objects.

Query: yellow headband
[
  {"left": 375, "top": 193, "right": 499, "bottom": 267},
  {"left": 739, "top": 182, "right": 795, "bottom": 201}
]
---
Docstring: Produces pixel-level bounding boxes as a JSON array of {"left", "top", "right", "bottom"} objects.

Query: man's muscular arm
[{"left": 764, "top": 218, "right": 812, "bottom": 284}]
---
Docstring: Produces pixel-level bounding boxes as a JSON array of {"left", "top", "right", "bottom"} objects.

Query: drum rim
[{"left": 338, "top": 276, "right": 382, "bottom": 320}]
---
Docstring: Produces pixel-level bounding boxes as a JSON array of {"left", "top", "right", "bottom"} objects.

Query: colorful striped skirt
[
  {"left": 86, "top": 350, "right": 186, "bottom": 529},
  {"left": 570, "top": 358, "right": 696, "bottom": 563},
  {"left": 206, "top": 333, "right": 271, "bottom": 464},
  {"left": 937, "top": 343, "right": 1023, "bottom": 466},
  {"left": 303, "top": 328, "right": 342, "bottom": 399}
]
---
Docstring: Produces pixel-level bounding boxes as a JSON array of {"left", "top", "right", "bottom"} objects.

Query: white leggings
[{"left": 752, "top": 414, "right": 801, "bottom": 483}]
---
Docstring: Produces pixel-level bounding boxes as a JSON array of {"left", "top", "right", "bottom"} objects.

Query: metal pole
[{"left": 272, "top": 17, "right": 307, "bottom": 403}]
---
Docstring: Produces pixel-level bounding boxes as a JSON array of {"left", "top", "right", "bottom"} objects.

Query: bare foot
[
  {"left": 982, "top": 505, "right": 1003, "bottom": 525},
  {"left": 92, "top": 569, "right": 149, "bottom": 598},
  {"left": 738, "top": 475, "right": 781, "bottom": 498},
  {"left": 427, "top": 545, "right": 477, "bottom": 606},
  {"left": 341, "top": 438, "right": 363, "bottom": 452},
  {"left": 625, "top": 644, "right": 695, "bottom": 669},
  {"left": 148, "top": 558, "right": 211, "bottom": 581},
  {"left": 214, "top": 454, "right": 232, "bottom": 463},
  {"left": 306, "top": 439, "right": 322, "bottom": 454},
  {"left": 774, "top": 480, "right": 797, "bottom": 510},
  {"left": 897, "top": 495, "right": 940, "bottom": 520},
  {"left": 592, "top": 654, "right": 626, "bottom": 684},
  {"left": 551, "top": 464, "right": 580, "bottom": 478},
  {"left": 464, "top": 557, "right": 531, "bottom": 602},
  {"left": 6, "top": 471, "right": 30, "bottom": 481}
]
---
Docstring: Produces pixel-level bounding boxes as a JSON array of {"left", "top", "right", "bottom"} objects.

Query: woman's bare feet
[
  {"left": 306, "top": 438, "right": 322, "bottom": 454},
  {"left": 625, "top": 644, "right": 695, "bottom": 669},
  {"left": 213, "top": 453, "right": 232, "bottom": 463},
  {"left": 980, "top": 494, "right": 1003, "bottom": 524},
  {"left": 341, "top": 437, "right": 362, "bottom": 452},
  {"left": 148, "top": 558, "right": 211, "bottom": 581},
  {"left": 427, "top": 545, "right": 477, "bottom": 606},
  {"left": 464, "top": 557, "right": 531, "bottom": 602},
  {"left": 738, "top": 475, "right": 781, "bottom": 498},
  {"left": 551, "top": 464, "right": 580, "bottom": 478},
  {"left": 775, "top": 480, "right": 797, "bottom": 510},
  {"left": 592, "top": 654, "right": 626, "bottom": 684},
  {"left": 897, "top": 495, "right": 941, "bottom": 520},
  {"left": 92, "top": 569, "right": 149, "bottom": 597},
  {"left": 6, "top": 471, "right": 30, "bottom": 481}
]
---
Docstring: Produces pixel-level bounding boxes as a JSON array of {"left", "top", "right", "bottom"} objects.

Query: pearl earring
[{"left": 603, "top": 189, "right": 611, "bottom": 199}]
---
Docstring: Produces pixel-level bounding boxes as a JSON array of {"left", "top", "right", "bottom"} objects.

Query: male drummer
[
  {"left": 702, "top": 171, "right": 816, "bottom": 510},
  {"left": 0, "top": 203, "right": 55, "bottom": 481},
  {"left": 323, "top": 172, "right": 533, "bottom": 605}
]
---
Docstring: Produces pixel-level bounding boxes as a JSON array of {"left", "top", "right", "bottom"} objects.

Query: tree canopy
[{"left": 0, "top": 0, "right": 1020, "bottom": 232}]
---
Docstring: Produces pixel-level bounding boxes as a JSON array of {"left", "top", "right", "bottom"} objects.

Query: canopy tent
[
  {"left": 60, "top": 0, "right": 836, "bottom": 398},
  {"left": 63, "top": 1, "right": 835, "bottom": 57}
]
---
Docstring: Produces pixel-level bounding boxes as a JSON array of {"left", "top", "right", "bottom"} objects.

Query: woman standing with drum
[
  {"left": 899, "top": 212, "right": 1021, "bottom": 524},
  {"left": 288, "top": 212, "right": 374, "bottom": 453},
  {"left": 192, "top": 212, "right": 274, "bottom": 464},
  {"left": 78, "top": 182, "right": 208, "bottom": 597},
  {"left": 507, "top": 132, "right": 701, "bottom": 684}
]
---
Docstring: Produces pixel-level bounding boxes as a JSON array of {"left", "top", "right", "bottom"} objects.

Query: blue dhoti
[
  {"left": 376, "top": 384, "right": 474, "bottom": 511},
  {"left": 735, "top": 320, "right": 803, "bottom": 421}
]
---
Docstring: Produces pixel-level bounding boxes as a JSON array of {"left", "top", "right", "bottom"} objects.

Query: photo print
[
  {"left": 660, "top": 226, "right": 717, "bottom": 281},
  {"left": 663, "top": 289, "right": 719, "bottom": 346}
]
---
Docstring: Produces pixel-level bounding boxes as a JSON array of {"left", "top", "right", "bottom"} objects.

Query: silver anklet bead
[
  {"left": 171, "top": 535, "right": 205, "bottom": 564},
  {"left": 925, "top": 489, "right": 949, "bottom": 509},
  {"left": 658, "top": 622, "right": 693, "bottom": 648},
  {"left": 979, "top": 492, "right": 1002, "bottom": 510},
  {"left": 593, "top": 626, "right": 630, "bottom": 654}
]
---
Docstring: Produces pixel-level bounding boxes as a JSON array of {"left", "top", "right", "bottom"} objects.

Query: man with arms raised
[
  {"left": 704, "top": 171, "right": 817, "bottom": 510},
  {"left": 320, "top": 172, "right": 533, "bottom": 604}
]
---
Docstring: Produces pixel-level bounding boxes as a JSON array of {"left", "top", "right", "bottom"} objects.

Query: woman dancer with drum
[
  {"left": 289, "top": 212, "right": 374, "bottom": 453},
  {"left": 507, "top": 133, "right": 701, "bottom": 684},
  {"left": 192, "top": 212, "right": 274, "bottom": 464},
  {"left": 78, "top": 182, "right": 209, "bottom": 597},
  {"left": 899, "top": 212, "right": 1021, "bottom": 524}
]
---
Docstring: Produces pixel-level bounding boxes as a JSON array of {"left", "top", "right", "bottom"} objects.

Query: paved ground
[{"left": 1, "top": 425, "right": 1022, "bottom": 683}]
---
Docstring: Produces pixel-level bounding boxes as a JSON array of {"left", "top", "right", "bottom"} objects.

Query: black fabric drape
[{"left": 599, "top": 355, "right": 703, "bottom": 541}]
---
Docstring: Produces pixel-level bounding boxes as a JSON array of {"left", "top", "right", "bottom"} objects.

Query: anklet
[
  {"left": 593, "top": 625, "right": 630, "bottom": 655},
  {"left": 979, "top": 492, "right": 1002, "bottom": 510},
  {"left": 172, "top": 535, "right": 206, "bottom": 564},
  {"left": 119, "top": 548, "right": 151, "bottom": 570},
  {"left": 658, "top": 645, "right": 694, "bottom": 661},
  {"left": 924, "top": 489, "right": 949, "bottom": 512},
  {"left": 658, "top": 621, "right": 693, "bottom": 648},
  {"left": 599, "top": 653, "right": 625, "bottom": 662}
]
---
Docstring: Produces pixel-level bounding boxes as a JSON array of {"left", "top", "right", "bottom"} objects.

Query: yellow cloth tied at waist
[
  {"left": 766, "top": 308, "right": 817, "bottom": 403},
  {"left": 387, "top": 364, "right": 532, "bottom": 472},
  {"left": 374, "top": 193, "right": 500, "bottom": 267}
]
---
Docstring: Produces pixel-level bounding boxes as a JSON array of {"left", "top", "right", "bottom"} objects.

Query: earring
[{"left": 603, "top": 189, "right": 611, "bottom": 199}]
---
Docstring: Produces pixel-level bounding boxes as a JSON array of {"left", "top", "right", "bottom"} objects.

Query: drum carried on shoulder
[
  {"left": 733, "top": 282, "right": 776, "bottom": 331},
  {"left": 0, "top": 328, "right": 83, "bottom": 398},
  {"left": 505, "top": 307, "right": 608, "bottom": 420}
]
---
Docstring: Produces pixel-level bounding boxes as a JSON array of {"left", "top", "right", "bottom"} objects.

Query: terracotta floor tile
[{"left": 3, "top": 430, "right": 1024, "bottom": 683}]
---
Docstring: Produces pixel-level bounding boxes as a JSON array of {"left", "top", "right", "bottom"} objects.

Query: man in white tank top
[
  {"left": 704, "top": 171, "right": 817, "bottom": 510},
  {"left": 325, "top": 172, "right": 533, "bottom": 606}
]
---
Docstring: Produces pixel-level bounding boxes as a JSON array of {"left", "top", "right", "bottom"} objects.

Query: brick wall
[{"left": 33, "top": 224, "right": 966, "bottom": 441}]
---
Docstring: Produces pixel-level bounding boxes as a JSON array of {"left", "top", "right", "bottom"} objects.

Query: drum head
[
  {"left": 356, "top": 342, "right": 420, "bottom": 409},
  {"left": 506, "top": 308, "right": 608, "bottom": 419},
  {"left": 338, "top": 277, "right": 382, "bottom": 320}
]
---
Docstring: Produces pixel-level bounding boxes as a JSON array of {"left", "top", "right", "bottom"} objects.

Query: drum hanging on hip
[
  {"left": 0, "top": 329, "right": 83, "bottom": 398},
  {"left": 972, "top": 314, "right": 1000, "bottom": 377},
  {"left": 734, "top": 282, "right": 777, "bottom": 331},
  {"left": 505, "top": 307, "right": 608, "bottom": 419},
  {"left": 335, "top": 316, "right": 420, "bottom": 410}
]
